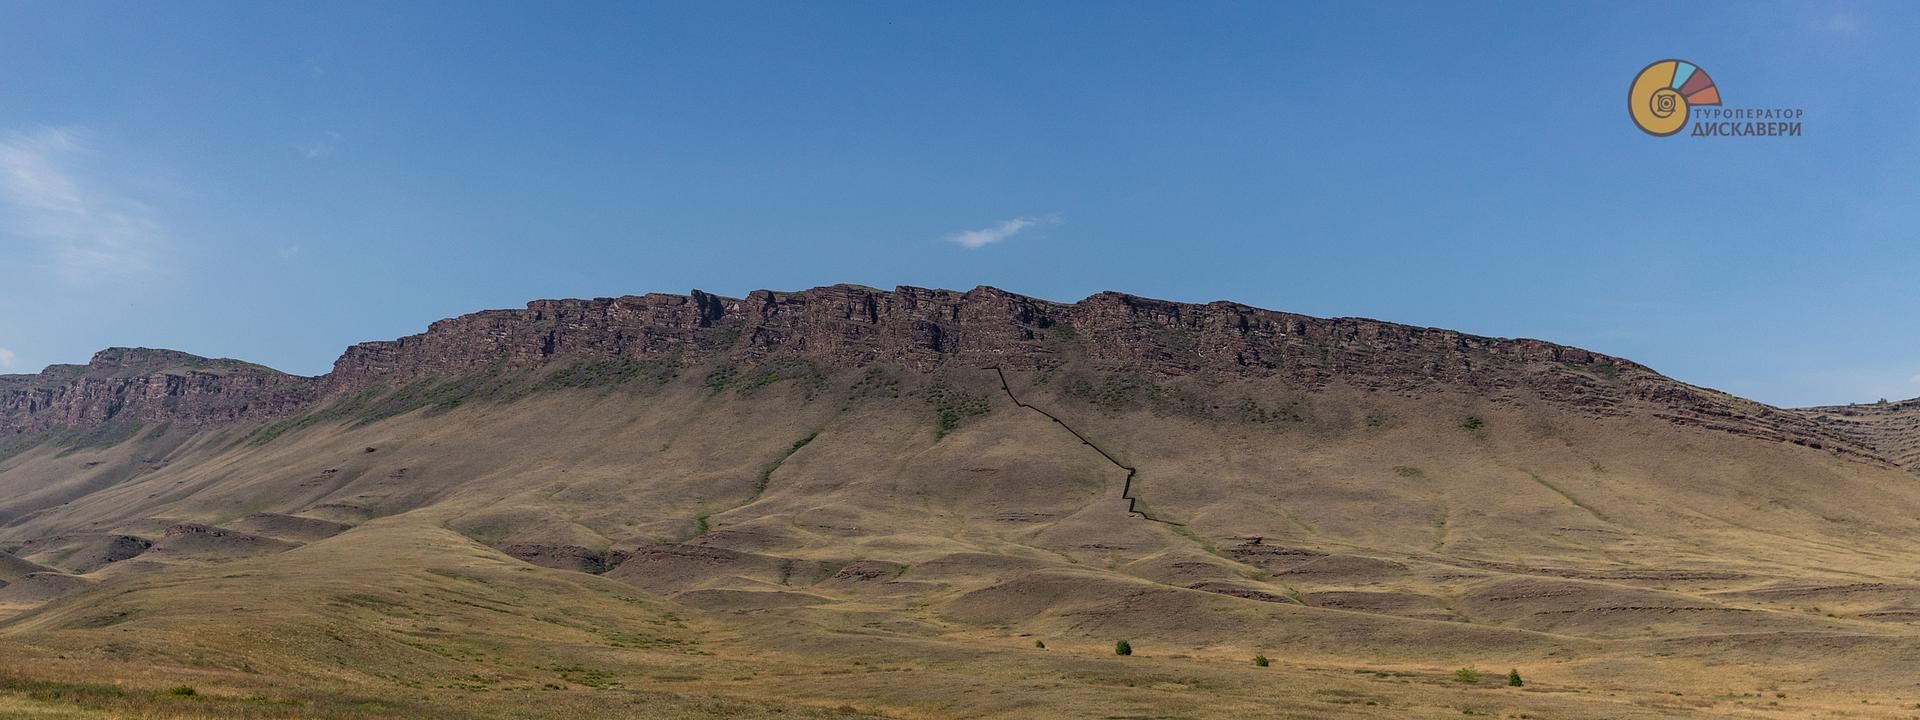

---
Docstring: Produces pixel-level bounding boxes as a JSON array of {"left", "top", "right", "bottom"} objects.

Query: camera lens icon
[{"left": 1650, "top": 88, "right": 1682, "bottom": 119}]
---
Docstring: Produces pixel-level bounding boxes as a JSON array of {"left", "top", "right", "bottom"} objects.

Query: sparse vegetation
[
  {"left": 703, "top": 365, "right": 740, "bottom": 393},
  {"left": 1235, "top": 397, "right": 1307, "bottom": 424},
  {"left": 166, "top": 685, "right": 197, "bottom": 697},
  {"left": 1115, "top": 640, "right": 1133, "bottom": 656},
  {"left": 363, "top": 373, "right": 519, "bottom": 419},
  {"left": 245, "top": 370, "right": 527, "bottom": 445},
  {"left": 750, "top": 431, "right": 821, "bottom": 501},
  {"left": 926, "top": 379, "right": 991, "bottom": 438},
  {"left": 847, "top": 368, "right": 901, "bottom": 402},
  {"left": 704, "top": 360, "right": 830, "bottom": 399},
  {"left": 1253, "top": 655, "right": 1269, "bottom": 667},
  {"left": 545, "top": 357, "right": 678, "bottom": 389},
  {"left": 1460, "top": 416, "right": 1484, "bottom": 430},
  {"left": 1063, "top": 372, "right": 1211, "bottom": 418},
  {"left": 1034, "top": 639, "right": 1046, "bottom": 649},
  {"left": 50, "top": 418, "right": 149, "bottom": 457},
  {"left": 1455, "top": 667, "right": 1481, "bottom": 684},
  {"left": 1507, "top": 669, "right": 1523, "bottom": 687}
]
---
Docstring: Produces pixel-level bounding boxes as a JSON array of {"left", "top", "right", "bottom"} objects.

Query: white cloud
[
  {"left": 0, "top": 127, "right": 165, "bottom": 279},
  {"left": 0, "top": 348, "right": 14, "bottom": 371},
  {"left": 944, "top": 214, "right": 1058, "bottom": 249}
]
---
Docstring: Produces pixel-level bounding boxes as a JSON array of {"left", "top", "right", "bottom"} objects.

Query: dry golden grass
[{"left": 7, "top": 364, "right": 1920, "bottom": 718}]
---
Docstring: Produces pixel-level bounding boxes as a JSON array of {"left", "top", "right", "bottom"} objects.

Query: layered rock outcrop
[
  {"left": 1796, "top": 399, "right": 1920, "bottom": 473},
  {"left": 1, "top": 348, "right": 317, "bottom": 437},
  {"left": 0, "top": 284, "right": 1889, "bottom": 465},
  {"left": 320, "top": 284, "right": 1644, "bottom": 389}
]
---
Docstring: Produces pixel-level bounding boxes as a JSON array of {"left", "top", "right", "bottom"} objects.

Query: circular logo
[{"left": 1629, "top": 60, "right": 1721, "bottom": 136}]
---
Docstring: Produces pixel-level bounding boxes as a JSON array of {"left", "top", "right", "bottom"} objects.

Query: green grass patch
[
  {"left": 925, "top": 379, "right": 991, "bottom": 438},
  {"left": 703, "top": 360, "right": 829, "bottom": 399},
  {"left": 847, "top": 368, "right": 901, "bottom": 401},
  {"left": 544, "top": 358, "right": 678, "bottom": 389}
]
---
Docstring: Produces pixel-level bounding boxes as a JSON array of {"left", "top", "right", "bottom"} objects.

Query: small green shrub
[
  {"left": 1114, "top": 640, "right": 1132, "bottom": 656},
  {"left": 926, "top": 380, "right": 991, "bottom": 438},
  {"left": 1253, "top": 655, "right": 1270, "bottom": 667},
  {"left": 847, "top": 368, "right": 901, "bottom": 401},
  {"left": 1455, "top": 667, "right": 1482, "bottom": 684},
  {"left": 1034, "top": 639, "right": 1046, "bottom": 649},
  {"left": 166, "top": 685, "right": 197, "bottom": 697},
  {"left": 1590, "top": 362, "right": 1620, "bottom": 381},
  {"left": 545, "top": 357, "right": 677, "bottom": 389},
  {"left": 1507, "top": 668, "right": 1523, "bottom": 687},
  {"left": 703, "top": 365, "right": 740, "bottom": 393},
  {"left": 1460, "top": 416, "right": 1484, "bottom": 430}
]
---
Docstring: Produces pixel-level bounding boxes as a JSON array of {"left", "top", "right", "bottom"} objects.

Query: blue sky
[{"left": 0, "top": 1, "right": 1914, "bottom": 407}]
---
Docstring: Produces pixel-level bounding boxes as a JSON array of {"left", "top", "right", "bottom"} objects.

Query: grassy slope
[{"left": 4, "top": 365, "right": 1920, "bottom": 718}]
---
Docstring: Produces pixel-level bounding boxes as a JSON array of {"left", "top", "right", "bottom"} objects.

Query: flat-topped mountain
[
  {"left": 7, "top": 284, "right": 1920, "bottom": 719},
  {"left": 0, "top": 284, "right": 1882, "bottom": 466}
]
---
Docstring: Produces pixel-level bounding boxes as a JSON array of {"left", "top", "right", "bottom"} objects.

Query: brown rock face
[
  {"left": 316, "top": 283, "right": 1642, "bottom": 391},
  {"left": 0, "top": 284, "right": 1886, "bottom": 466},
  {"left": 1795, "top": 398, "right": 1920, "bottom": 473},
  {"left": 1, "top": 348, "right": 317, "bottom": 437}
]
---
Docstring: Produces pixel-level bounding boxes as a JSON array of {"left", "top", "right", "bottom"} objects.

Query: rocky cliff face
[
  {"left": 1796, "top": 399, "right": 1920, "bottom": 473},
  {"left": 1, "top": 348, "right": 317, "bottom": 437},
  {"left": 0, "top": 284, "right": 1885, "bottom": 465},
  {"left": 322, "top": 284, "right": 1640, "bottom": 388}
]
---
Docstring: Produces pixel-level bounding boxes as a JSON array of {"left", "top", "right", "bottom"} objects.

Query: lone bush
[
  {"left": 1115, "top": 640, "right": 1132, "bottom": 656},
  {"left": 1034, "top": 639, "right": 1046, "bottom": 649},
  {"left": 1455, "top": 667, "right": 1482, "bottom": 684},
  {"left": 166, "top": 685, "right": 197, "bottom": 697},
  {"left": 1461, "top": 416, "right": 1485, "bottom": 430},
  {"left": 1253, "top": 655, "right": 1270, "bottom": 667},
  {"left": 1507, "top": 668, "right": 1523, "bottom": 687}
]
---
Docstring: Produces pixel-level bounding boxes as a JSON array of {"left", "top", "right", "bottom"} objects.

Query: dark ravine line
[
  {"left": 986, "top": 366, "right": 1183, "bottom": 526},
  {"left": 687, "top": 431, "right": 819, "bottom": 541}
]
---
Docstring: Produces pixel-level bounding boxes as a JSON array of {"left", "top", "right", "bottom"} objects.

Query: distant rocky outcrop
[
  {"left": 0, "top": 348, "right": 317, "bottom": 437},
  {"left": 1795, "top": 398, "right": 1920, "bottom": 473},
  {"left": 0, "top": 284, "right": 1888, "bottom": 465}
]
